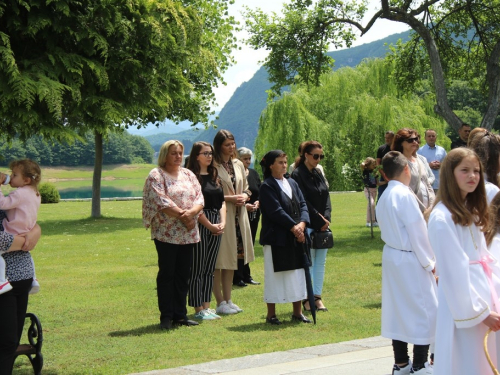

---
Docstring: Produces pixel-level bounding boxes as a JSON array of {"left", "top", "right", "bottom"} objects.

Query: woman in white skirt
[{"left": 259, "top": 150, "right": 311, "bottom": 325}]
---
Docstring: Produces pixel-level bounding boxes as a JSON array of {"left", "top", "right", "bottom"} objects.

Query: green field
[{"left": 10, "top": 165, "right": 383, "bottom": 375}]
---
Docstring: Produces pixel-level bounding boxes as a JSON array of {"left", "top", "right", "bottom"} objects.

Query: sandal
[
  {"left": 315, "top": 296, "right": 328, "bottom": 312},
  {"left": 302, "top": 299, "right": 311, "bottom": 312}
]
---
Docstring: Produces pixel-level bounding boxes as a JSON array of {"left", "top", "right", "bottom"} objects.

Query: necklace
[{"left": 469, "top": 225, "right": 479, "bottom": 252}]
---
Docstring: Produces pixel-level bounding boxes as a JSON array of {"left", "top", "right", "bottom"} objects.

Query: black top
[
  {"left": 246, "top": 168, "right": 261, "bottom": 204},
  {"left": 451, "top": 138, "right": 467, "bottom": 149},
  {"left": 376, "top": 144, "right": 392, "bottom": 160},
  {"left": 362, "top": 169, "right": 377, "bottom": 188},
  {"left": 200, "top": 174, "right": 224, "bottom": 210},
  {"left": 290, "top": 163, "right": 332, "bottom": 230}
]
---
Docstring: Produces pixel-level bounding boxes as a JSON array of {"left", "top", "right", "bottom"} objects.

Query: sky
[{"left": 212, "top": 0, "right": 410, "bottom": 111}]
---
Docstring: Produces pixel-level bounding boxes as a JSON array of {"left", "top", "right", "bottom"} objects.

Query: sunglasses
[
  {"left": 307, "top": 153, "right": 325, "bottom": 160},
  {"left": 405, "top": 137, "right": 420, "bottom": 144},
  {"left": 198, "top": 151, "right": 213, "bottom": 157}
]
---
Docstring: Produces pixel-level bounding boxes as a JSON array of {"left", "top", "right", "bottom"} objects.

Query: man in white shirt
[{"left": 417, "top": 129, "right": 447, "bottom": 192}]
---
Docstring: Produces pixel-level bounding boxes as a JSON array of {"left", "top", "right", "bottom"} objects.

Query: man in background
[
  {"left": 376, "top": 131, "right": 394, "bottom": 201},
  {"left": 450, "top": 123, "right": 471, "bottom": 149},
  {"left": 417, "top": 129, "right": 447, "bottom": 193}
]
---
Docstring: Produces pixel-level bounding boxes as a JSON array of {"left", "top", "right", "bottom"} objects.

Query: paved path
[{"left": 128, "top": 336, "right": 395, "bottom": 375}]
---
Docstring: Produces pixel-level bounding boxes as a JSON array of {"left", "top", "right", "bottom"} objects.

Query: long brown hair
[
  {"left": 468, "top": 130, "right": 500, "bottom": 188},
  {"left": 485, "top": 192, "right": 500, "bottom": 247},
  {"left": 186, "top": 141, "right": 219, "bottom": 185},
  {"left": 432, "top": 148, "right": 488, "bottom": 227},
  {"left": 213, "top": 129, "right": 236, "bottom": 164}
]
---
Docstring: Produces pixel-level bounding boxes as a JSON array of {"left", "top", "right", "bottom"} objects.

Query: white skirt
[{"left": 263, "top": 245, "right": 307, "bottom": 303}]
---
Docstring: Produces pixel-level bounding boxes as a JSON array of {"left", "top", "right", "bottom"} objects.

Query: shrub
[{"left": 39, "top": 182, "right": 60, "bottom": 203}]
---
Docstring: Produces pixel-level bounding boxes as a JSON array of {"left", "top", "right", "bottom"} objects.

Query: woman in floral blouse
[
  {"left": 142, "top": 140, "right": 204, "bottom": 330},
  {"left": 0, "top": 170, "right": 41, "bottom": 374}
]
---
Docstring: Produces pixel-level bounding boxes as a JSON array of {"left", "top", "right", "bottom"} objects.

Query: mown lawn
[{"left": 13, "top": 192, "right": 384, "bottom": 375}]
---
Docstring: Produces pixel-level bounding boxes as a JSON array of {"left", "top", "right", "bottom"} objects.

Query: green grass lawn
[{"left": 13, "top": 192, "right": 384, "bottom": 375}]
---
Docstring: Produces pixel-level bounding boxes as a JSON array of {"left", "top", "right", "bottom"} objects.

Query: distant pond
[{"left": 59, "top": 187, "right": 143, "bottom": 199}]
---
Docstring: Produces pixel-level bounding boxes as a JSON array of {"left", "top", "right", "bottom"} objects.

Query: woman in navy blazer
[{"left": 259, "top": 150, "right": 311, "bottom": 325}]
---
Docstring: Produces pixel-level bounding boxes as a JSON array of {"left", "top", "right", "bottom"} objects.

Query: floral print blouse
[{"left": 142, "top": 167, "right": 204, "bottom": 244}]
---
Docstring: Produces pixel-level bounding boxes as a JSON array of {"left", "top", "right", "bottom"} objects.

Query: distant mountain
[{"left": 138, "top": 30, "right": 411, "bottom": 150}]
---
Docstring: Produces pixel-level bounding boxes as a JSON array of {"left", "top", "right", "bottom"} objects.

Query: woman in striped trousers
[{"left": 187, "top": 142, "right": 227, "bottom": 320}]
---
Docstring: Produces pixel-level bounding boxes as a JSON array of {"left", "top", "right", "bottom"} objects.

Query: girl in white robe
[{"left": 428, "top": 148, "right": 500, "bottom": 375}]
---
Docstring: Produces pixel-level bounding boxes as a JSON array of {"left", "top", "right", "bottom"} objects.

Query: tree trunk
[{"left": 92, "top": 131, "right": 103, "bottom": 218}]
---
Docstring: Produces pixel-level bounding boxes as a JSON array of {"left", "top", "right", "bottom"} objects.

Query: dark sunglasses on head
[
  {"left": 307, "top": 153, "right": 325, "bottom": 160},
  {"left": 405, "top": 137, "right": 420, "bottom": 144},
  {"left": 198, "top": 151, "right": 213, "bottom": 157}
]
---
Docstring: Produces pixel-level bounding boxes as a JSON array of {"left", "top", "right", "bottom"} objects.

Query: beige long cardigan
[{"left": 215, "top": 159, "right": 255, "bottom": 270}]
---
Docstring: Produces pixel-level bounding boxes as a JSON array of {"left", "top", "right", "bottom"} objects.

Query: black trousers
[
  {"left": 233, "top": 212, "right": 259, "bottom": 284},
  {"left": 154, "top": 240, "right": 194, "bottom": 323},
  {"left": 392, "top": 339, "right": 429, "bottom": 369},
  {"left": 0, "top": 278, "right": 32, "bottom": 375}
]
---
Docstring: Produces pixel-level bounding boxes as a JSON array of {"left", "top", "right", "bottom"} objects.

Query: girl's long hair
[
  {"left": 431, "top": 148, "right": 488, "bottom": 227},
  {"left": 187, "top": 141, "right": 219, "bottom": 185},
  {"left": 469, "top": 130, "right": 500, "bottom": 188},
  {"left": 485, "top": 192, "right": 500, "bottom": 247}
]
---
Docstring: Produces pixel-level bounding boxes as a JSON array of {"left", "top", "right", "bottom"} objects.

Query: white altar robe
[
  {"left": 376, "top": 180, "right": 438, "bottom": 345},
  {"left": 429, "top": 202, "right": 500, "bottom": 375}
]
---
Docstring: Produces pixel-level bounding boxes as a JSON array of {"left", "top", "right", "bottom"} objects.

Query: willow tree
[
  {"left": 0, "top": 0, "right": 236, "bottom": 217},
  {"left": 256, "top": 59, "right": 449, "bottom": 190},
  {"left": 245, "top": 0, "right": 500, "bottom": 132}
]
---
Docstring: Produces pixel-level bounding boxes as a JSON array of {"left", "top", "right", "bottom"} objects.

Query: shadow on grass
[
  {"left": 39, "top": 217, "right": 143, "bottom": 236},
  {"left": 109, "top": 324, "right": 168, "bottom": 337},
  {"left": 363, "top": 302, "right": 382, "bottom": 309}
]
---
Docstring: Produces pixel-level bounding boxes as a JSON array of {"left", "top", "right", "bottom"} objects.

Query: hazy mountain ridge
[{"left": 135, "top": 31, "right": 411, "bottom": 150}]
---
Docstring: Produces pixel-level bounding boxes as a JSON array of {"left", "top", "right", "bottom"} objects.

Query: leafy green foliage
[
  {"left": 244, "top": 0, "right": 500, "bottom": 131},
  {"left": 255, "top": 59, "right": 449, "bottom": 191},
  {"left": 39, "top": 182, "right": 60, "bottom": 203}
]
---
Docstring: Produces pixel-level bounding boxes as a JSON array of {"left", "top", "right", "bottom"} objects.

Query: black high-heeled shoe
[
  {"left": 302, "top": 299, "right": 311, "bottom": 312},
  {"left": 315, "top": 296, "right": 328, "bottom": 312}
]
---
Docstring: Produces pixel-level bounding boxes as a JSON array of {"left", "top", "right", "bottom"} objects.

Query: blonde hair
[
  {"left": 431, "top": 148, "right": 488, "bottom": 227},
  {"left": 9, "top": 159, "right": 41, "bottom": 195},
  {"left": 157, "top": 140, "right": 184, "bottom": 168}
]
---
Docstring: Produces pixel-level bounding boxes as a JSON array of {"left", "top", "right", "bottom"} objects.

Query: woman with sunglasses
[
  {"left": 291, "top": 140, "right": 331, "bottom": 312},
  {"left": 186, "top": 142, "right": 226, "bottom": 320},
  {"left": 391, "top": 129, "right": 435, "bottom": 212}
]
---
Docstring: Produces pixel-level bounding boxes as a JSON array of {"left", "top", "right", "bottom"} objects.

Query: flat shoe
[
  {"left": 291, "top": 314, "right": 312, "bottom": 323},
  {"left": 173, "top": 319, "right": 199, "bottom": 326},
  {"left": 245, "top": 279, "right": 261, "bottom": 285},
  {"left": 266, "top": 315, "right": 282, "bottom": 325},
  {"left": 233, "top": 280, "right": 248, "bottom": 287},
  {"left": 160, "top": 320, "right": 173, "bottom": 330}
]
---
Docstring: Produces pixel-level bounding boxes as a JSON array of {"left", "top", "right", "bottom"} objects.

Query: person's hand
[
  {"left": 20, "top": 224, "right": 42, "bottom": 251},
  {"left": 211, "top": 223, "right": 224, "bottom": 236},
  {"left": 0, "top": 173, "right": 7, "bottom": 185},
  {"left": 245, "top": 203, "right": 254, "bottom": 212},
  {"left": 233, "top": 194, "right": 247, "bottom": 207},
  {"left": 483, "top": 312, "right": 500, "bottom": 332},
  {"left": 318, "top": 213, "right": 330, "bottom": 231},
  {"left": 184, "top": 219, "right": 196, "bottom": 231},
  {"left": 291, "top": 223, "right": 305, "bottom": 243},
  {"left": 254, "top": 200, "right": 260, "bottom": 209}
]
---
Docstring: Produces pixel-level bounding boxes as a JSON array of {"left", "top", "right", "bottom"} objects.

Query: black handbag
[{"left": 310, "top": 229, "right": 334, "bottom": 249}]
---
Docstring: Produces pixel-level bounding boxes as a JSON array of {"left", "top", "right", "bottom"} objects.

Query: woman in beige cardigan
[{"left": 212, "top": 130, "right": 255, "bottom": 315}]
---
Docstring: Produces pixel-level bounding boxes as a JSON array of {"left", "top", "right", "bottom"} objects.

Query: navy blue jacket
[{"left": 259, "top": 176, "right": 310, "bottom": 247}]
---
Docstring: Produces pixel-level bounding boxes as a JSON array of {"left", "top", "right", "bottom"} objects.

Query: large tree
[
  {"left": 244, "top": 0, "right": 500, "bottom": 132},
  {"left": 0, "top": 0, "right": 236, "bottom": 216}
]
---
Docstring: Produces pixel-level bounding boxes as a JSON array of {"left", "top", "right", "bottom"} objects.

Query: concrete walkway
[{"left": 128, "top": 336, "right": 395, "bottom": 375}]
